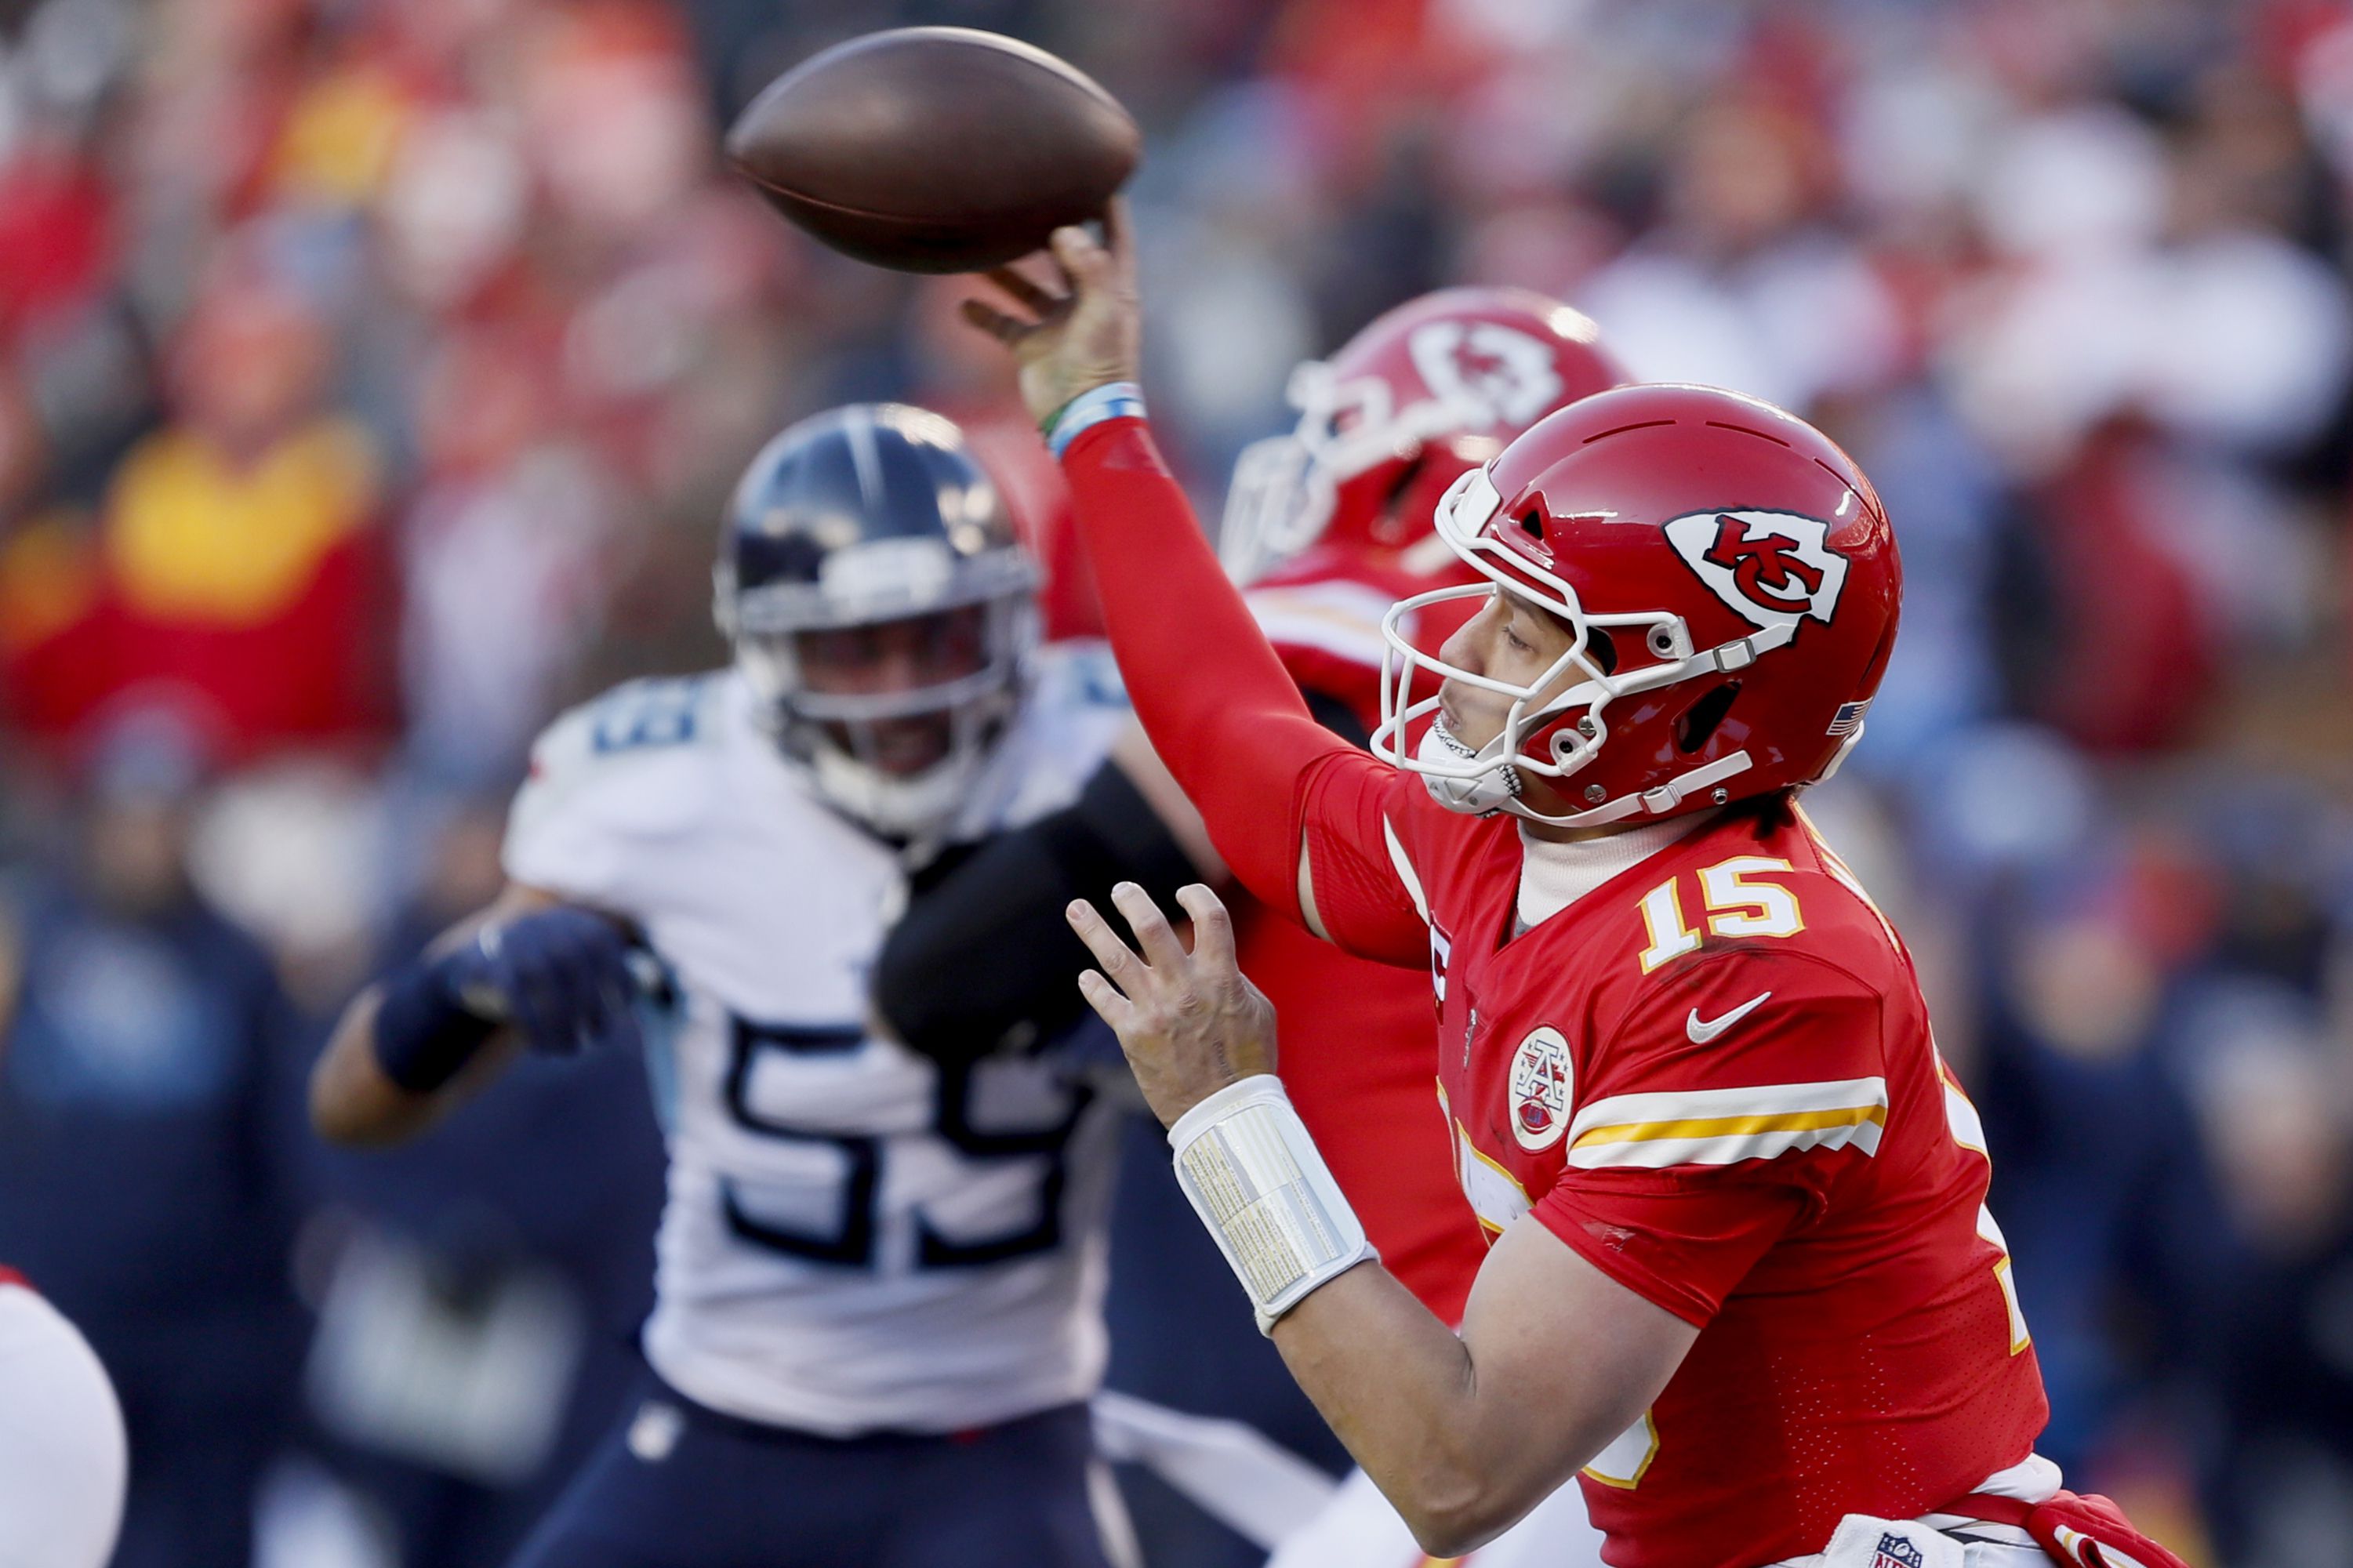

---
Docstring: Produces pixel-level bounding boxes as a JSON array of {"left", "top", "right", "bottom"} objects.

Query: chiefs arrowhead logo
[
  {"left": 1663, "top": 509, "right": 1850, "bottom": 632},
  {"left": 1703, "top": 516, "right": 1823, "bottom": 606}
]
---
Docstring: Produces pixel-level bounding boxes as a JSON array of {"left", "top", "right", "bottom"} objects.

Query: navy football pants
[{"left": 506, "top": 1375, "right": 1115, "bottom": 1568}]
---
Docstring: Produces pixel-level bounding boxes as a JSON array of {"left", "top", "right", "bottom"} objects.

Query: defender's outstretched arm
[{"left": 310, "top": 884, "right": 637, "bottom": 1145}]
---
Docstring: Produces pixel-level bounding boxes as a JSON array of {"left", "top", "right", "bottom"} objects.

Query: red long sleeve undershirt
[{"left": 1058, "top": 418, "right": 1357, "bottom": 923}]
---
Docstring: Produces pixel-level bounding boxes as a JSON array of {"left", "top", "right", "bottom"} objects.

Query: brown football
[{"left": 724, "top": 27, "right": 1139, "bottom": 274}]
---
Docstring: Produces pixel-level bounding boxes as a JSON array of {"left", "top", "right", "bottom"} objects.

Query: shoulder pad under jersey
[{"left": 504, "top": 673, "right": 731, "bottom": 901}]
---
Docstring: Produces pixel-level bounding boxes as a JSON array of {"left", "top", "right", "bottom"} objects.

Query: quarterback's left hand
[{"left": 1066, "top": 882, "right": 1276, "bottom": 1127}]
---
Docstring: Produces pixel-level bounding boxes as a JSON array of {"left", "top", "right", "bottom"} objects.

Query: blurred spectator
[
  {"left": 0, "top": 703, "right": 311, "bottom": 1568},
  {"left": 1971, "top": 880, "right": 2221, "bottom": 1472},
  {"left": 398, "top": 328, "right": 618, "bottom": 789},
  {"left": 1584, "top": 92, "right": 1905, "bottom": 412},
  {"left": 2178, "top": 982, "right": 2353, "bottom": 1568},
  {"left": 5, "top": 263, "right": 391, "bottom": 757}
]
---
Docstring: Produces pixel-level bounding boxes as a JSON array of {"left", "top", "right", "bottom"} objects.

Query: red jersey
[
  {"left": 1244, "top": 553, "right": 1488, "bottom": 1322},
  {"left": 1302, "top": 768, "right": 2049, "bottom": 1568}
]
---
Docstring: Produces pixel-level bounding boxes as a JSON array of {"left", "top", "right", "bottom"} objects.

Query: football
[{"left": 724, "top": 27, "right": 1140, "bottom": 274}]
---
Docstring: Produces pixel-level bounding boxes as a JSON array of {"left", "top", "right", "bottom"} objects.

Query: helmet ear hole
[
  {"left": 1676, "top": 681, "right": 1741, "bottom": 754},
  {"left": 1383, "top": 456, "right": 1426, "bottom": 511},
  {"left": 1520, "top": 508, "right": 1545, "bottom": 541},
  {"left": 1581, "top": 626, "right": 1618, "bottom": 675},
  {"left": 1371, "top": 455, "right": 1430, "bottom": 544}
]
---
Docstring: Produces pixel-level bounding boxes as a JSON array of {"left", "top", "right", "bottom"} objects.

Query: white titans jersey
[{"left": 503, "top": 647, "right": 1130, "bottom": 1436}]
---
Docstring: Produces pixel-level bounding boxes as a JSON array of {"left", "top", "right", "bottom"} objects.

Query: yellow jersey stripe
[{"left": 1570, "top": 1103, "right": 1888, "bottom": 1150}]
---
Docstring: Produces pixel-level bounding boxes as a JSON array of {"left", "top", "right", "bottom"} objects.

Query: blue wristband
[
  {"left": 372, "top": 952, "right": 500, "bottom": 1093},
  {"left": 1046, "top": 382, "right": 1146, "bottom": 459}
]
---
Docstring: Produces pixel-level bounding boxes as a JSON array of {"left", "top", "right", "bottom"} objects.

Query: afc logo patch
[
  {"left": 1662, "top": 509, "right": 1850, "bottom": 633},
  {"left": 1872, "top": 1533, "right": 1927, "bottom": 1568},
  {"left": 1508, "top": 1026, "right": 1574, "bottom": 1152}
]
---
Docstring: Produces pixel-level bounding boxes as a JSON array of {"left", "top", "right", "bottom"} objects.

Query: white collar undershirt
[{"left": 1515, "top": 811, "right": 1717, "bottom": 933}]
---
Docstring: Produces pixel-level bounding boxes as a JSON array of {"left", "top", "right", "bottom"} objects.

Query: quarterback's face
[
  {"left": 796, "top": 606, "right": 989, "bottom": 775},
  {"left": 1434, "top": 586, "right": 1581, "bottom": 754}
]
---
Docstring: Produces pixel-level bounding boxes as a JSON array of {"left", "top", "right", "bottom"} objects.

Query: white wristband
[
  {"left": 1046, "top": 381, "right": 1146, "bottom": 459},
  {"left": 1167, "top": 1076, "right": 1374, "bottom": 1334}
]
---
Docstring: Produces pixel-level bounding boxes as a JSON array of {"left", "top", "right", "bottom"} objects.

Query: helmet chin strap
[
  {"left": 1413, "top": 720, "right": 1524, "bottom": 814},
  {"left": 1414, "top": 718, "right": 1756, "bottom": 827},
  {"left": 1526, "top": 750, "right": 1756, "bottom": 828}
]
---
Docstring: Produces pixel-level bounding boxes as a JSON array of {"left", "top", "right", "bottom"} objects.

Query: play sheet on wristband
[{"left": 1177, "top": 1116, "right": 1355, "bottom": 1301}]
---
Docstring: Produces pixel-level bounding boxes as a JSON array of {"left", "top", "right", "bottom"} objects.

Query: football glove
[{"left": 444, "top": 906, "right": 646, "bottom": 1058}]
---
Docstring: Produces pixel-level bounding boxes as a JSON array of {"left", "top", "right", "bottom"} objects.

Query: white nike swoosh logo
[{"left": 1687, "top": 991, "right": 1772, "bottom": 1044}]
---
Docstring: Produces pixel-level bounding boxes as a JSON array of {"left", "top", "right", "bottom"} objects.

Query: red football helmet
[
  {"left": 1220, "top": 286, "right": 1628, "bottom": 583},
  {"left": 1371, "top": 383, "right": 1903, "bottom": 827}
]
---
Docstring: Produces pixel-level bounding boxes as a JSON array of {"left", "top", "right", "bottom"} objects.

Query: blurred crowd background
[{"left": 3, "top": 0, "right": 2353, "bottom": 1563}]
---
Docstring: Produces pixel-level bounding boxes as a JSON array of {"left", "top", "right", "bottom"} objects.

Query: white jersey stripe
[
  {"left": 1565, "top": 1076, "right": 1890, "bottom": 1170},
  {"left": 1437, "top": 1081, "right": 1530, "bottom": 1236},
  {"left": 1246, "top": 581, "right": 1396, "bottom": 670},
  {"left": 1567, "top": 1116, "right": 1884, "bottom": 1170},
  {"left": 1568, "top": 1076, "right": 1891, "bottom": 1139},
  {"left": 1454, "top": 1124, "right": 1533, "bottom": 1235}
]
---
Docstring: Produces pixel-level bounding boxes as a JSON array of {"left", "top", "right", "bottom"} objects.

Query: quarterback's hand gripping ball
[
  {"left": 1066, "top": 882, "right": 1277, "bottom": 1127},
  {"left": 960, "top": 200, "right": 1144, "bottom": 431}
]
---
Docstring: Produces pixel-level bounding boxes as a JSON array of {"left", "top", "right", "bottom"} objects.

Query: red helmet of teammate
[
  {"left": 1371, "top": 383, "right": 1902, "bottom": 827},
  {"left": 1220, "top": 287, "right": 1628, "bottom": 583}
]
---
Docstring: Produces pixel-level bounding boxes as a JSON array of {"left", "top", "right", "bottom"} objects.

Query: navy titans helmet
[{"left": 714, "top": 403, "right": 1040, "bottom": 838}]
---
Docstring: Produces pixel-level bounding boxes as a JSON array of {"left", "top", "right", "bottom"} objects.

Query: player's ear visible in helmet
[{"left": 714, "top": 403, "right": 1040, "bottom": 841}]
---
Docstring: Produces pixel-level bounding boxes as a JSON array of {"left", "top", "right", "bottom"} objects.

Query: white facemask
[
  {"left": 1372, "top": 469, "right": 1771, "bottom": 827},
  {"left": 804, "top": 725, "right": 993, "bottom": 843}
]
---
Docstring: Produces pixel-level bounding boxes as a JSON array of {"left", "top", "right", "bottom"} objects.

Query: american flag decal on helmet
[{"left": 1827, "top": 699, "right": 1872, "bottom": 738}]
